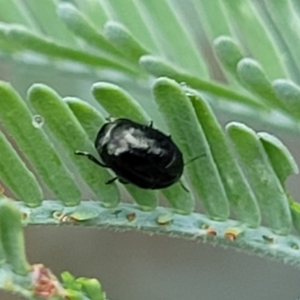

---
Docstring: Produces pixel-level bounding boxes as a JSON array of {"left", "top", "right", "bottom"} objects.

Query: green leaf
[
  {"left": 221, "top": 0, "right": 286, "bottom": 79},
  {"left": 0, "top": 131, "right": 43, "bottom": 206},
  {"left": 76, "top": 278, "right": 105, "bottom": 300},
  {"left": 104, "top": 21, "right": 149, "bottom": 62},
  {"left": 136, "top": 0, "right": 207, "bottom": 76},
  {"left": 140, "top": 55, "right": 265, "bottom": 110},
  {"left": 214, "top": 36, "right": 244, "bottom": 79},
  {"left": 0, "top": 0, "right": 36, "bottom": 28},
  {"left": 64, "top": 97, "right": 106, "bottom": 141},
  {"left": 0, "top": 0, "right": 300, "bottom": 132},
  {"left": 290, "top": 200, "right": 300, "bottom": 235},
  {"left": 0, "top": 23, "right": 137, "bottom": 74},
  {"left": 0, "top": 81, "right": 81, "bottom": 206},
  {"left": 104, "top": 0, "right": 159, "bottom": 52},
  {"left": 92, "top": 82, "right": 150, "bottom": 123},
  {"left": 0, "top": 2, "right": 300, "bottom": 298},
  {"left": 227, "top": 122, "right": 292, "bottom": 235},
  {"left": 262, "top": 0, "right": 300, "bottom": 81},
  {"left": 23, "top": 0, "right": 77, "bottom": 44},
  {"left": 237, "top": 58, "right": 287, "bottom": 110},
  {"left": 153, "top": 77, "right": 229, "bottom": 220},
  {"left": 73, "top": 0, "right": 108, "bottom": 29},
  {"left": 272, "top": 79, "right": 300, "bottom": 119},
  {"left": 258, "top": 132, "right": 298, "bottom": 186},
  {"left": 190, "top": 94, "right": 260, "bottom": 227},
  {"left": 191, "top": 1, "right": 231, "bottom": 38},
  {"left": 0, "top": 198, "right": 30, "bottom": 275},
  {"left": 57, "top": 3, "right": 125, "bottom": 59},
  {"left": 28, "top": 84, "right": 120, "bottom": 208}
]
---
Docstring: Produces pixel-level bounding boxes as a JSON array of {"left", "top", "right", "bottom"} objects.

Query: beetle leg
[
  {"left": 149, "top": 120, "right": 153, "bottom": 128},
  {"left": 184, "top": 153, "right": 206, "bottom": 165},
  {"left": 74, "top": 150, "right": 109, "bottom": 168},
  {"left": 105, "top": 177, "right": 118, "bottom": 184},
  {"left": 179, "top": 180, "right": 190, "bottom": 193},
  {"left": 119, "top": 178, "right": 129, "bottom": 184},
  {"left": 106, "top": 177, "right": 129, "bottom": 185}
]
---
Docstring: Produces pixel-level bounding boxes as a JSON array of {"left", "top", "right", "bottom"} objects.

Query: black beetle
[{"left": 75, "top": 118, "right": 184, "bottom": 189}]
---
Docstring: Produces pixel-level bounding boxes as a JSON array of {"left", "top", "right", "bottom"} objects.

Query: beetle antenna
[
  {"left": 184, "top": 153, "right": 206, "bottom": 166},
  {"left": 75, "top": 150, "right": 109, "bottom": 168}
]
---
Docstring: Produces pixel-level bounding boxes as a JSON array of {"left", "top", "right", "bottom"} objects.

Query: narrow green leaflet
[
  {"left": 74, "top": 0, "right": 109, "bottom": 28},
  {"left": 292, "top": 0, "right": 300, "bottom": 18},
  {"left": 0, "top": 24, "right": 137, "bottom": 74},
  {"left": 138, "top": 0, "right": 207, "bottom": 76},
  {"left": 272, "top": 79, "right": 300, "bottom": 120},
  {"left": 237, "top": 58, "right": 287, "bottom": 111},
  {"left": 263, "top": 0, "right": 300, "bottom": 81},
  {"left": 140, "top": 55, "right": 265, "bottom": 110},
  {"left": 104, "top": 21, "right": 149, "bottom": 63},
  {"left": 192, "top": 0, "right": 231, "bottom": 38},
  {"left": 76, "top": 277, "right": 106, "bottom": 300},
  {"left": 28, "top": 84, "right": 120, "bottom": 208},
  {"left": 58, "top": 3, "right": 126, "bottom": 59},
  {"left": 190, "top": 94, "right": 260, "bottom": 227},
  {"left": 154, "top": 77, "right": 229, "bottom": 220},
  {"left": 62, "top": 271, "right": 107, "bottom": 300},
  {"left": 0, "top": 81, "right": 81, "bottom": 206},
  {"left": 0, "top": 236, "right": 4, "bottom": 266},
  {"left": 227, "top": 122, "right": 292, "bottom": 235},
  {"left": 23, "top": 0, "right": 77, "bottom": 45},
  {"left": 221, "top": 0, "right": 286, "bottom": 79},
  {"left": 0, "top": 0, "right": 36, "bottom": 28},
  {"left": 213, "top": 36, "right": 244, "bottom": 80},
  {"left": 258, "top": 132, "right": 298, "bottom": 186},
  {"left": 64, "top": 97, "right": 106, "bottom": 141},
  {"left": 0, "top": 131, "right": 43, "bottom": 206},
  {"left": 107, "top": 0, "right": 160, "bottom": 52},
  {"left": 92, "top": 82, "right": 150, "bottom": 123},
  {"left": 0, "top": 198, "right": 30, "bottom": 275},
  {"left": 161, "top": 179, "right": 195, "bottom": 215},
  {"left": 290, "top": 200, "right": 300, "bottom": 235}
]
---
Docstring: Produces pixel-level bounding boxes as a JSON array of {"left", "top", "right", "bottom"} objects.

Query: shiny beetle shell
[{"left": 95, "top": 118, "right": 184, "bottom": 189}]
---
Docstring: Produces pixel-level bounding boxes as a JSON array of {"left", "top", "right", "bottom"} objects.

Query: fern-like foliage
[{"left": 0, "top": 1, "right": 300, "bottom": 299}]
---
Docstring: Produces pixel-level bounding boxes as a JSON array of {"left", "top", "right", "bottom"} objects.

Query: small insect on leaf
[{"left": 75, "top": 118, "right": 185, "bottom": 190}]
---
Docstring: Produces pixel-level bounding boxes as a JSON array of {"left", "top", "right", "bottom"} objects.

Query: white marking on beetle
[{"left": 107, "top": 128, "right": 164, "bottom": 156}]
